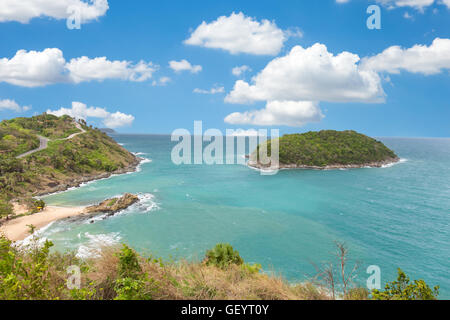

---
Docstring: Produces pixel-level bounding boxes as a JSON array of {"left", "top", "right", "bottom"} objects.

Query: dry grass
[{"left": 80, "top": 247, "right": 332, "bottom": 300}]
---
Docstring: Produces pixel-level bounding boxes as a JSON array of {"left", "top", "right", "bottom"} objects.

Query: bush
[
  {"left": 27, "top": 199, "right": 46, "bottom": 214},
  {"left": 204, "top": 243, "right": 244, "bottom": 269},
  {"left": 113, "top": 244, "right": 157, "bottom": 300},
  {"left": 371, "top": 268, "right": 439, "bottom": 300}
]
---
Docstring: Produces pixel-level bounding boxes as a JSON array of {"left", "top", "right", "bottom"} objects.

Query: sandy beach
[{"left": 0, "top": 206, "right": 86, "bottom": 241}]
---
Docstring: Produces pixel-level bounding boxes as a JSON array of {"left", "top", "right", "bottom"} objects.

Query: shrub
[
  {"left": 371, "top": 268, "right": 439, "bottom": 300},
  {"left": 204, "top": 243, "right": 244, "bottom": 269},
  {"left": 116, "top": 244, "right": 142, "bottom": 278},
  {"left": 113, "top": 244, "right": 157, "bottom": 300}
]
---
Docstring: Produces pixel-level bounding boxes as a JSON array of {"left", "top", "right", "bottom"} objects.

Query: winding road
[{"left": 16, "top": 122, "right": 86, "bottom": 159}]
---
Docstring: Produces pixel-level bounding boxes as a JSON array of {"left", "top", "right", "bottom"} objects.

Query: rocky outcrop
[{"left": 84, "top": 193, "right": 139, "bottom": 216}]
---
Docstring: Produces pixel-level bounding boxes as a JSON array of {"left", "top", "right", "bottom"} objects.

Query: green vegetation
[
  {"left": 254, "top": 130, "right": 398, "bottom": 167},
  {"left": 0, "top": 114, "right": 137, "bottom": 217},
  {"left": 204, "top": 243, "right": 244, "bottom": 269},
  {"left": 0, "top": 236, "right": 439, "bottom": 300},
  {"left": 372, "top": 268, "right": 439, "bottom": 300}
]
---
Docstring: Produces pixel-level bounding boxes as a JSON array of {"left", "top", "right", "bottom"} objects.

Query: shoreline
[
  {"left": 1, "top": 156, "right": 145, "bottom": 242},
  {"left": 0, "top": 206, "right": 86, "bottom": 241},
  {"left": 247, "top": 157, "right": 401, "bottom": 171}
]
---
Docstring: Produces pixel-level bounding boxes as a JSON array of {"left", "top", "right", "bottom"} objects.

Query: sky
[{"left": 0, "top": 0, "right": 449, "bottom": 137}]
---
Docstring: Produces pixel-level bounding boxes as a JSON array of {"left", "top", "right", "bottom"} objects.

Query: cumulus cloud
[
  {"left": 232, "top": 65, "right": 251, "bottom": 77},
  {"left": 67, "top": 57, "right": 155, "bottom": 83},
  {"left": 225, "top": 101, "right": 324, "bottom": 127},
  {"left": 226, "top": 43, "right": 385, "bottom": 105},
  {"left": 184, "top": 12, "right": 286, "bottom": 55},
  {"left": 0, "top": 48, "right": 68, "bottom": 87},
  {"left": 0, "top": 0, "right": 109, "bottom": 23},
  {"left": 102, "top": 111, "right": 134, "bottom": 128},
  {"left": 193, "top": 86, "right": 225, "bottom": 94},
  {"left": 0, "top": 48, "right": 156, "bottom": 87},
  {"left": 361, "top": 38, "right": 450, "bottom": 75},
  {"left": 0, "top": 99, "right": 31, "bottom": 112},
  {"left": 169, "top": 59, "right": 202, "bottom": 73},
  {"left": 47, "top": 101, "right": 134, "bottom": 128}
]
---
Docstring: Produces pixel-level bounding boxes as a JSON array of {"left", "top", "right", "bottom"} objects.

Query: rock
[{"left": 84, "top": 193, "right": 139, "bottom": 215}]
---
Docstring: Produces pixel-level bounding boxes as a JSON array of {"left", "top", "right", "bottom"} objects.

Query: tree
[{"left": 371, "top": 268, "right": 439, "bottom": 300}]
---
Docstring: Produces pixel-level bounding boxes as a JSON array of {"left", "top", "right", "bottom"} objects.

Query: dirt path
[{"left": 16, "top": 122, "right": 86, "bottom": 159}]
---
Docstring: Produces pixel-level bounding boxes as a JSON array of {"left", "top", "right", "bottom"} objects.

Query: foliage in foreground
[
  {"left": 0, "top": 236, "right": 440, "bottom": 300},
  {"left": 372, "top": 268, "right": 439, "bottom": 300}
]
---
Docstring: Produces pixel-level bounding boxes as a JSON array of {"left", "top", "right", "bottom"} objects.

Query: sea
[{"left": 37, "top": 135, "right": 450, "bottom": 297}]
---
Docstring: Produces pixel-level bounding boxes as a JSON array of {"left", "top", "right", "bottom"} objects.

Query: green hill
[
  {"left": 0, "top": 114, "right": 138, "bottom": 216},
  {"left": 250, "top": 130, "right": 398, "bottom": 169}
]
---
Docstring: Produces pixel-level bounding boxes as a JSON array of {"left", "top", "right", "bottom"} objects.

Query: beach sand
[{"left": 0, "top": 206, "right": 85, "bottom": 241}]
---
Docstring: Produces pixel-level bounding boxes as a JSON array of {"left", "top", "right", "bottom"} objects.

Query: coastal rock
[{"left": 84, "top": 193, "right": 139, "bottom": 216}]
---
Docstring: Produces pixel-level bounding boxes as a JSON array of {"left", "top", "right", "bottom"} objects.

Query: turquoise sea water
[{"left": 40, "top": 135, "right": 450, "bottom": 297}]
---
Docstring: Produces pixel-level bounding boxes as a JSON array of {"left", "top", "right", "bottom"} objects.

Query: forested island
[{"left": 249, "top": 130, "right": 399, "bottom": 170}]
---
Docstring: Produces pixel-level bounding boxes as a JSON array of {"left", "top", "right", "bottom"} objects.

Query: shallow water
[{"left": 41, "top": 135, "right": 450, "bottom": 297}]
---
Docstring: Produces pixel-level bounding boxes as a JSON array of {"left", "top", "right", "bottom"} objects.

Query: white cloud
[
  {"left": 0, "top": 48, "right": 157, "bottom": 87},
  {"left": 226, "top": 43, "right": 384, "bottom": 105},
  {"left": 361, "top": 38, "right": 450, "bottom": 75},
  {"left": 336, "top": 0, "right": 350, "bottom": 3},
  {"left": 442, "top": 0, "right": 450, "bottom": 9},
  {"left": 152, "top": 76, "right": 171, "bottom": 86},
  {"left": 184, "top": 12, "right": 286, "bottom": 55},
  {"left": 0, "top": 0, "right": 109, "bottom": 23},
  {"left": 376, "top": 0, "right": 435, "bottom": 10},
  {"left": 47, "top": 101, "right": 134, "bottom": 128},
  {"left": 225, "top": 101, "right": 324, "bottom": 127},
  {"left": 102, "top": 112, "right": 134, "bottom": 128},
  {"left": 193, "top": 86, "right": 225, "bottom": 94},
  {"left": 0, "top": 99, "right": 31, "bottom": 112},
  {"left": 232, "top": 65, "right": 251, "bottom": 77},
  {"left": 226, "top": 129, "right": 259, "bottom": 137},
  {"left": 67, "top": 57, "right": 156, "bottom": 83},
  {"left": 403, "top": 12, "right": 414, "bottom": 18},
  {"left": 0, "top": 48, "right": 68, "bottom": 87},
  {"left": 169, "top": 59, "right": 202, "bottom": 74}
]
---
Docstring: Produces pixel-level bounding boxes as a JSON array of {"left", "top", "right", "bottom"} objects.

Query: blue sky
[{"left": 0, "top": 0, "right": 449, "bottom": 137}]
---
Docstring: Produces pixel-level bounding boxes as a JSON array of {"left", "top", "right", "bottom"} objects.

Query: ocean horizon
[{"left": 37, "top": 134, "right": 450, "bottom": 298}]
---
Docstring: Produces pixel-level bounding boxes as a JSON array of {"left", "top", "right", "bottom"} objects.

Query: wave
[
  {"left": 381, "top": 158, "right": 408, "bottom": 168},
  {"left": 76, "top": 232, "right": 122, "bottom": 259},
  {"left": 15, "top": 222, "right": 57, "bottom": 249},
  {"left": 135, "top": 157, "right": 152, "bottom": 173},
  {"left": 134, "top": 193, "right": 160, "bottom": 213}
]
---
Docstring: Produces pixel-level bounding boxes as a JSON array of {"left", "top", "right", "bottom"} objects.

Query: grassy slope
[
  {"left": 0, "top": 114, "right": 137, "bottom": 215},
  {"left": 259, "top": 130, "right": 398, "bottom": 167}
]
